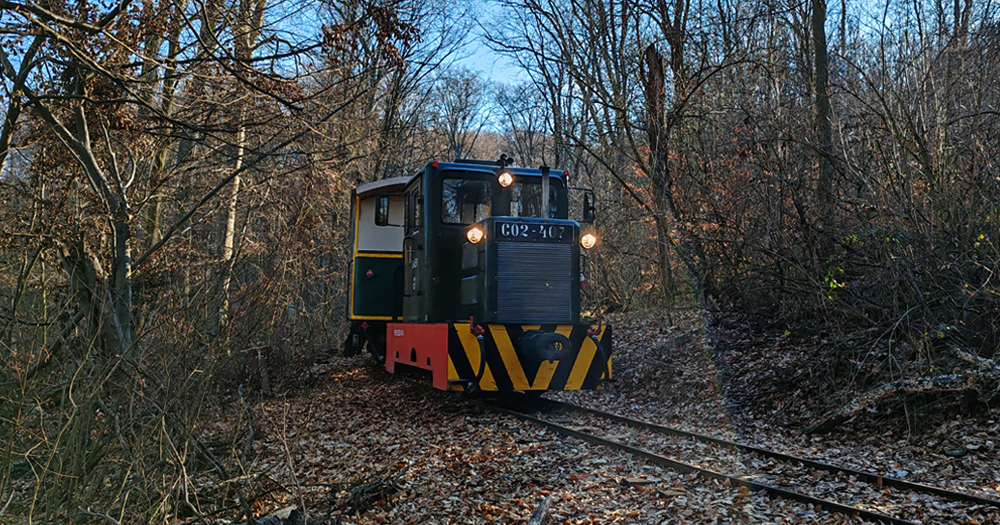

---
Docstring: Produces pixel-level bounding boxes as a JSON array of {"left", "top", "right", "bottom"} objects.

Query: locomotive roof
[
  {"left": 439, "top": 160, "right": 568, "bottom": 179},
  {"left": 355, "top": 162, "right": 568, "bottom": 199},
  {"left": 355, "top": 176, "right": 413, "bottom": 198}
]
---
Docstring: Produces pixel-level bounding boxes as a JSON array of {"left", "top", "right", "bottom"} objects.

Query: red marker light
[{"left": 432, "top": 161, "right": 438, "bottom": 168}]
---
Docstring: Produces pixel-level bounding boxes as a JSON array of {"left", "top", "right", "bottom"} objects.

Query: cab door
[{"left": 402, "top": 177, "right": 424, "bottom": 321}]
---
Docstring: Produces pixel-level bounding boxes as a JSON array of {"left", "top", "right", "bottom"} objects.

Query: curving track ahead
[{"left": 479, "top": 396, "right": 1000, "bottom": 525}]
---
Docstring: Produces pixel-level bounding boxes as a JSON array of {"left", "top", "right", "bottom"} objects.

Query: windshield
[
  {"left": 442, "top": 178, "right": 492, "bottom": 224},
  {"left": 511, "top": 181, "right": 558, "bottom": 219}
]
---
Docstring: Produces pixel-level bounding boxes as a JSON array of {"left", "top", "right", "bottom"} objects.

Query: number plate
[{"left": 495, "top": 221, "right": 570, "bottom": 242}]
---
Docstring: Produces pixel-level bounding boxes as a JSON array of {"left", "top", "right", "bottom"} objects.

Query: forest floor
[{"left": 200, "top": 310, "right": 1000, "bottom": 524}]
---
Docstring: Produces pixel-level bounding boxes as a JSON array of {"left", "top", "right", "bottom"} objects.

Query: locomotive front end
[
  {"left": 461, "top": 217, "right": 581, "bottom": 325},
  {"left": 445, "top": 216, "right": 611, "bottom": 391}
]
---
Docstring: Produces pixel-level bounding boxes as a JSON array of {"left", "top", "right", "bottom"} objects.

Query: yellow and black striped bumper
[{"left": 446, "top": 323, "right": 612, "bottom": 391}]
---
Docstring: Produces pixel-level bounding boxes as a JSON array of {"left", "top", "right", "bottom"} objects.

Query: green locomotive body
[{"left": 345, "top": 158, "right": 611, "bottom": 392}]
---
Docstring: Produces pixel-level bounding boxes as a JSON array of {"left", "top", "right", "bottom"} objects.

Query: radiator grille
[{"left": 496, "top": 242, "right": 573, "bottom": 323}]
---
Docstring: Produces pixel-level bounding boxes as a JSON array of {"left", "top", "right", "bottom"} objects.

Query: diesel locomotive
[{"left": 344, "top": 157, "right": 612, "bottom": 392}]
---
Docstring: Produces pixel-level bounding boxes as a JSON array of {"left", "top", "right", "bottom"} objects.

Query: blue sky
[
  {"left": 457, "top": 46, "right": 527, "bottom": 84},
  {"left": 452, "top": 0, "right": 527, "bottom": 85}
]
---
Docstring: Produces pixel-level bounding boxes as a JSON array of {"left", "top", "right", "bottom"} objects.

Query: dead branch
[
  {"left": 527, "top": 495, "right": 554, "bottom": 525},
  {"left": 133, "top": 90, "right": 364, "bottom": 271},
  {"left": 193, "top": 437, "right": 256, "bottom": 525},
  {"left": 332, "top": 467, "right": 406, "bottom": 518},
  {"left": 24, "top": 310, "right": 86, "bottom": 380},
  {"left": 805, "top": 351, "right": 1000, "bottom": 434},
  {"left": 77, "top": 506, "right": 122, "bottom": 525}
]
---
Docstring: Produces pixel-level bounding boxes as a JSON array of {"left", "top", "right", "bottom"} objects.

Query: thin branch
[
  {"left": 132, "top": 90, "right": 366, "bottom": 270},
  {"left": 0, "top": 0, "right": 133, "bottom": 33}
]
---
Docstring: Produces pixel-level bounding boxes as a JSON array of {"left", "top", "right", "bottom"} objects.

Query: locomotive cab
[
  {"left": 396, "top": 160, "right": 575, "bottom": 324},
  {"left": 347, "top": 158, "right": 611, "bottom": 393}
]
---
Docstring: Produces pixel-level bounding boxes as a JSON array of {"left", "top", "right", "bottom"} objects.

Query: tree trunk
[
  {"left": 26, "top": 75, "right": 135, "bottom": 355},
  {"left": 59, "top": 239, "right": 121, "bottom": 355},
  {"left": 812, "top": 0, "right": 835, "bottom": 240},
  {"left": 655, "top": 216, "right": 676, "bottom": 307},
  {"left": 0, "top": 35, "right": 42, "bottom": 177},
  {"left": 223, "top": 126, "right": 245, "bottom": 264},
  {"left": 643, "top": 45, "right": 677, "bottom": 302},
  {"left": 219, "top": 0, "right": 267, "bottom": 326},
  {"left": 174, "top": 0, "right": 223, "bottom": 169},
  {"left": 220, "top": 124, "right": 246, "bottom": 325},
  {"left": 112, "top": 202, "right": 134, "bottom": 352},
  {"left": 144, "top": 27, "right": 182, "bottom": 243}
]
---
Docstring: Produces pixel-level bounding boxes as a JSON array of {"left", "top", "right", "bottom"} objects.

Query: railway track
[{"left": 479, "top": 396, "right": 1000, "bottom": 525}]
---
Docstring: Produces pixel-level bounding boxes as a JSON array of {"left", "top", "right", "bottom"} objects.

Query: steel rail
[
  {"left": 481, "top": 400, "right": 920, "bottom": 525},
  {"left": 540, "top": 398, "right": 1000, "bottom": 510},
  {"left": 391, "top": 375, "right": 995, "bottom": 523}
]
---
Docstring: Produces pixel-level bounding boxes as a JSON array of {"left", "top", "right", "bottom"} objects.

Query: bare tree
[
  {"left": 0, "top": 0, "right": 423, "bottom": 519},
  {"left": 431, "top": 67, "right": 493, "bottom": 160},
  {"left": 812, "top": 0, "right": 836, "bottom": 253},
  {"left": 495, "top": 81, "right": 551, "bottom": 166}
]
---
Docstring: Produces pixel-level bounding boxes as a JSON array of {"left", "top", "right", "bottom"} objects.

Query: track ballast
[{"left": 479, "top": 395, "right": 1000, "bottom": 525}]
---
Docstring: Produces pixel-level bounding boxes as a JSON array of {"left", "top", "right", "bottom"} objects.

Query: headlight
[
  {"left": 467, "top": 226, "right": 484, "bottom": 243},
  {"left": 498, "top": 171, "right": 514, "bottom": 187},
  {"left": 580, "top": 233, "right": 597, "bottom": 249}
]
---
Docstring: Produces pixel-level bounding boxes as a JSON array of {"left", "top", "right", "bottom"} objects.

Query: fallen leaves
[
  {"left": 184, "top": 309, "right": 1000, "bottom": 524},
  {"left": 550, "top": 311, "right": 1000, "bottom": 524}
]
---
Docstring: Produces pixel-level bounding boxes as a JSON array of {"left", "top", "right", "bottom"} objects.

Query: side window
[
  {"left": 412, "top": 186, "right": 422, "bottom": 231},
  {"left": 404, "top": 190, "right": 412, "bottom": 234},
  {"left": 442, "top": 179, "right": 491, "bottom": 224}
]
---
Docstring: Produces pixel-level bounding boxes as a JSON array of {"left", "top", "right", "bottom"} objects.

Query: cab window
[
  {"left": 412, "top": 186, "right": 422, "bottom": 231},
  {"left": 511, "top": 181, "right": 558, "bottom": 218},
  {"left": 442, "top": 179, "right": 491, "bottom": 224},
  {"left": 404, "top": 190, "right": 412, "bottom": 233}
]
